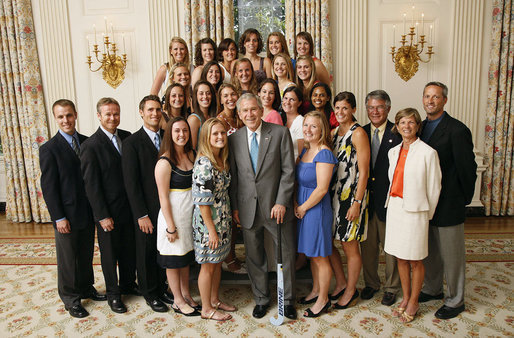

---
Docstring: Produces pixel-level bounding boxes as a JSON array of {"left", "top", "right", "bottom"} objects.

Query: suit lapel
[
  {"left": 97, "top": 128, "right": 121, "bottom": 158},
  {"left": 424, "top": 112, "right": 450, "bottom": 145},
  {"left": 56, "top": 132, "right": 80, "bottom": 162},
  {"left": 255, "top": 122, "right": 271, "bottom": 175}
]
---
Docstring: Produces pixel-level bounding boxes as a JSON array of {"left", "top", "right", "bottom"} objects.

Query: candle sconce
[
  {"left": 86, "top": 20, "right": 127, "bottom": 89},
  {"left": 390, "top": 10, "right": 435, "bottom": 82}
]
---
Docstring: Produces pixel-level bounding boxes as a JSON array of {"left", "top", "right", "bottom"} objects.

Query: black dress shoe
[
  {"left": 298, "top": 296, "right": 317, "bottom": 305},
  {"left": 435, "top": 304, "right": 465, "bottom": 319},
  {"left": 159, "top": 291, "right": 174, "bottom": 304},
  {"left": 304, "top": 300, "right": 331, "bottom": 318},
  {"left": 329, "top": 288, "right": 346, "bottom": 301},
  {"left": 172, "top": 304, "right": 201, "bottom": 317},
  {"left": 146, "top": 299, "right": 168, "bottom": 312},
  {"left": 381, "top": 292, "right": 396, "bottom": 306},
  {"left": 108, "top": 298, "right": 127, "bottom": 313},
  {"left": 360, "top": 287, "right": 378, "bottom": 300},
  {"left": 65, "top": 304, "right": 89, "bottom": 318},
  {"left": 120, "top": 286, "right": 141, "bottom": 296},
  {"left": 252, "top": 304, "right": 269, "bottom": 318},
  {"left": 82, "top": 289, "right": 107, "bottom": 301},
  {"left": 334, "top": 290, "right": 360, "bottom": 310},
  {"left": 284, "top": 305, "right": 297, "bottom": 320},
  {"left": 419, "top": 291, "right": 444, "bottom": 303}
]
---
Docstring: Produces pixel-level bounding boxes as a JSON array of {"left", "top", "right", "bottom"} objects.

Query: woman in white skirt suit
[{"left": 384, "top": 108, "right": 441, "bottom": 323}]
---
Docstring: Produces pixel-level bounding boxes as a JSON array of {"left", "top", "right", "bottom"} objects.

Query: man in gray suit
[{"left": 229, "top": 93, "right": 297, "bottom": 320}]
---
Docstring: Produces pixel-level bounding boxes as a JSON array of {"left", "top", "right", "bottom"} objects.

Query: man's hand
[
  {"left": 138, "top": 216, "right": 154, "bottom": 234},
  {"left": 99, "top": 218, "right": 114, "bottom": 232},
  {"left": 232, "top": 210, "right": 240, "bottom": 225},
  {"left": 270, "top": 204, "right": 286, "bottom": 224},
  {"left": 56, "top": 219, "right": 71, "bottom": 234}
]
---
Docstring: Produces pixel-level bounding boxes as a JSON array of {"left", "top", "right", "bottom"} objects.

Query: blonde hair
[
  {"left": 303, "top": 111, "right": 332, "bottom": 149},
  {"left": 295, "top": 55, "right": 317, "bottom": 98},
  {"left": 167, "top": 37, "right": 190, "bottom": 72},
  {"left": 197, "top": 118, "right": 229, "bottom": 172},
  {"left": 271, "top": 53, "right": 295, "bottom": 82},
  {"left": 169, "top": 62, "right": 191, "bottom": 88}
]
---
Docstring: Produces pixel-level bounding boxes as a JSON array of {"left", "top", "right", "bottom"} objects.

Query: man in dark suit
[
  {"left": 360, "top": 90, "right": 402, "bottom": 306},
  {"left": 80, "top": 97, "right": 138, "bottom": 314},
  {"left": 39, "top": 99, "right": 106, "bottom": 318},
  {"left": 122, "top": 95, "right": 171, "bottom": 312},
  {"left": 418, "top": 82, "right": 476, "bottom": 319},
  {"left": 229, "top": 93, "right": 297, "bottom": 320}
]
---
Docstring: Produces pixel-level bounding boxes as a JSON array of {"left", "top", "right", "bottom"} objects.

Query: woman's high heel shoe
[
  {"left": 304, "top": 300, "right": 331, "bottom": 318},
  {"left": 333, "top": 290, "right": 359, "bottom": 310}
]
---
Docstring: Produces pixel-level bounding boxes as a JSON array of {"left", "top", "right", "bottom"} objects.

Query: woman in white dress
[
  {"left": 282, "top": 86, "right": 304, "bottom": 161},
  {"left": 155, "top": 116, "right": 200, "bottom": 316},
  {"left": 384, "top": 108, "right": 442, "bottom": 323}
]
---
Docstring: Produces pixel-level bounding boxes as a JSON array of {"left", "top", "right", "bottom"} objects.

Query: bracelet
[
  {"left": 353, "top": 199, "right": 362, "bottom": 204},
  {"left": 166, "top": 228, "right": 177, "bottom": 234}
]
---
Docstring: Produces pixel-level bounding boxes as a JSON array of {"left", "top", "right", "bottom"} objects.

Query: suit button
[{"left": 372, "top": 177, "right": 375, "bottom": 181}]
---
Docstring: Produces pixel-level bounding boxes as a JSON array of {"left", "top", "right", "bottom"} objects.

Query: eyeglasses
[{"left": 366, "top": 105, "right": 387, "bottom": 112}]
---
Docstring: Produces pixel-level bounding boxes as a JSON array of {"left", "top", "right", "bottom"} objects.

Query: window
[{"left": 234, "top": 0, "right": 285, "bottom": 49}]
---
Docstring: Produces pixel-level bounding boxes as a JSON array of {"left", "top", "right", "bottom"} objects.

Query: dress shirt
[
  {"left": 58, "top": 129, "right": 80, "bottom": 149},
  {"left": 142, "top": 125, "right": 160, "bottom": 145},
  {"left": 99, "top": 125, "right": 121, "bottom": 153},
  {"left": 370, "top": 121, "right": 388, "bottom": 144},
  {"left": 246, "top": 122, "right": 262, "bottom": 151}
]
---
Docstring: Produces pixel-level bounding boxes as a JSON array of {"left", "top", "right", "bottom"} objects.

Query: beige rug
[{"left": 0, "top": 237, "right": 512, "bottom": 337}]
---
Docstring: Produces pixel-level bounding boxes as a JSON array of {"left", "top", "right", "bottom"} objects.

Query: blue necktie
[
  {"left": 154, "top": 133, "right": 160, "bottom": 151},
  {"left": 112, "top": 135, "right": 121, "bottom": 154},
  {"left": 250, "top": 132, "right": 259, "bottom": 173}
]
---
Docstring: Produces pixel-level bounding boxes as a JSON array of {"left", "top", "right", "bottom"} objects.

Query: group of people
[{"left": 39, "top": 28, "right": 477, "bottom": 325}]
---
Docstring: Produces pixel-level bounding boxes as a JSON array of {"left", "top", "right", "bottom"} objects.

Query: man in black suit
[
  {"left": 122, "top": 95, "right": 170, "bottom": 312},
  {"left": 81, "top": 97, "right": 138, "bottom": 313},
  {"left": 418, "top": 82, "right": 476, "bottom": 319},
  {"left": 39, "top": 99, "right": 106, "bottom": 318},
  {"left": 360, "top": 90, "right": 402, "bottom": 306}
]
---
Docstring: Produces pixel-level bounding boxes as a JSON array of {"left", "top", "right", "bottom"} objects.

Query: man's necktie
[
  {"left": 71, "top": 136, "right": 80, "bottom": 156},
  {"left": 112, "top": 135, "right": 121, "bottom": 154},
  {"left": 154, "top": 133, "right": 160, "bottom": 151},
  {"left": 250, "top": 132, "right": 259, "bottom": 173},
  {"left": 371, "top": 128, "right": 380, "bottom": 168}
]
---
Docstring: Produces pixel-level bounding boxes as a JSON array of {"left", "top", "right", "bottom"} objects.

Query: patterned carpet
[{"left": 0, "top": 235, "right": 512, "bottom": 337}]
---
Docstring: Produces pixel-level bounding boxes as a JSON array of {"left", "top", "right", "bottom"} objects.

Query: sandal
[
  {"left": 201, "top": 309, "right": 232, "bottom": 321},
  {"left": 213, "top": 301, "right": 237, "bottom": 312},
  {"left": 221, "top": 259, "right": 247, "bottom": 274},
  {"left": 400, "top": 310, "right": 417, "bottom": 323},
  {"left": 172, "top": 303, "right": 201, "bottom": 317},
  {"left": 304, "top": 300, "right": 331, "bottom": 318},
  {"left": 185, "top": 298, "right": 201, "bottom": 311},
  {"left": 392, "top": 307, "right": 405, "bottom": 317}
]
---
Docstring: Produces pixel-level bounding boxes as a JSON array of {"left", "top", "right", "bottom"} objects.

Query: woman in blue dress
[{"left": 295, "top": 111, "right": 338, "bottom": 317}]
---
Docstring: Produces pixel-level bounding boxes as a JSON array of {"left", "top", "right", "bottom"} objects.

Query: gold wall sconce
[
  {"left": 390, "top": 8, "right": 434, "bottom": 81},
  {"left": 86, "top": 18, "right": 127, "bottom": 89}
]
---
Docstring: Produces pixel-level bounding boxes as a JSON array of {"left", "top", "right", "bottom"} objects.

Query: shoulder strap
[
  {"left": 259, "top": 57, "right": 264, "bottom": 70},
  {"left": 159, "top": 156, "right": 174, "bottom": 167}
]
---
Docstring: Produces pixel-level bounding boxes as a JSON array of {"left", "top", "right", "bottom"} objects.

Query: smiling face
[
  {"left": 296, "top": 37, "right": 310, "bottom": 56},
  {"left": 258, "top": 82, "right": 276, "bottom": 109},
  {"left": 206, "top": 65, "right": 221, "bottom": 86},
  {"left": 302, "top": 115, "right": 322, "bottom": 144},
  {"left": 397, "top": 115, "right": 419, "bottom": 142},
  {"left": 236, "top": 61, "right": 252, "bottom": 85},
  {"left": 311, "top": 86, "right": 329, "bottom": 110},
  {"left": 268, "top": 35, "right": 282, "bottom": 56},
  {"left": 282, "top": 91, "right": 301, "bottom": 114},
  {"left": 220, "top": 86, "right": 238, "bottom": 111},
  {"left": 209, "top": 122, "right": 227, "bottom": 149},
  {"left": 172, "top": 66, "right": 190, "bottom": 87},
  {"left": 423, "top": 85, "right": 447, "bottom": 120},
  {"left": 366, "top": 98, "right": 390, "bottom": 127},
  {"left": 139, "top": 99, "right": 162, "bottom": 132},
  {"left": 170, "top": 41, "right": 186, "bottom": 63},
  {"left": 171, "top": 120, "right": 190, "bottom": 147},
  {"left": 273, "top": 56, "right": 288, "bottom": 78},
  {"left": 244, "top": 33, "right": 259, "bottom": 54},
  {"left": 196, "top": 84, "right": 212, "bottom": 111},
  {"left": 296, "top": 59, "right": 312, "bottom": 81},
  {"left": 53, "top": 105, "right": 77, "bottom": 135},
  {"left": 97, "top": 103, "right": 120, "bottom": 134},
  {"left": 201, "top": 43, "right": 215, "bottom": 62},
  {"left": 222, "top": 42, "right": 237, "bottom": 62},
  {"left": 168, "top": 86, "right": 185, "bottom": 109},
  {"left": 334, "top": 99, "right": 356, "bottom": 125},
  {"left": 238, "top": 97, "right": 263, "bottom": 132}
]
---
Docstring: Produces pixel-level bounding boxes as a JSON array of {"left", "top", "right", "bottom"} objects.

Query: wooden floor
[{"left": 0, "top": 213, "right": 512, "bottom": 238}]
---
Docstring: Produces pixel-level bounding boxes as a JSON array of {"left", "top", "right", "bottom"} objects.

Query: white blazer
[{"left": 385, "top": 138, "right": 442, "bottom": 219}]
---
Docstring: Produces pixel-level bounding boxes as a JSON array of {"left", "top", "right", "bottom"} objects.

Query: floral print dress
[
  {"left": 332, "top": 123, "right": 368, "bottom": 242},
  {"left": 192, "top": 156, "right": 232, "bottom": 263}
]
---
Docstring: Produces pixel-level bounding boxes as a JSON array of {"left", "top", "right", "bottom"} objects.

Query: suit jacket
[
  {"left": 364, "top": 121, "right": 402, "bottom": 221},
  {"left": 422, "top": 112, "right": 477, "bottom": 226},
  {"left": 39, "top": 132, "right": 93, "bottom": 229},
  {"left": 122, "top": 127, "right": 162, "bottom": 225},
  {"left": 80, "top": 127, "right": 133, "bottom": 224},
  {"left": 385, "top": 138, "right": 442, "bottom": 219},
  {"left": 229, "top": 121, "right": 295, "bottom": 228}
]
